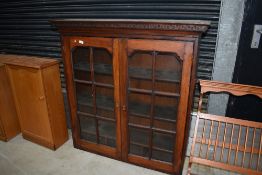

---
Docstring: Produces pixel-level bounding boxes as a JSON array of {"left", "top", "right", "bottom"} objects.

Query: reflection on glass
[
  {"left": 154, "top": 95, "right": 178, "bottom": 121},
  {"left": 96, "top": 87, "right": 114, "bottom": 119},
  {"left": 152, "top": 150, "right": 173, "bottom": 163},
  {"left": 72, "top": 46, "right": 116, "bottom": 147},
  {"left": 75, "top": 83, "right": 93, "bottom": 114},
  {"left": 72, "top": 47, "right": 91, "bottom": 81},
  {"left": 127, "top": 50, "right": 181, "bottom": 162},
  {"left": 99, "top": 120, "right": 116, "bottom": 147},
  {"left": 128, "top": 92, "right": 151, "bottom": 117},
  {"left": 79, "top": 115, "right": 96, "bottom": 143},
  {"left": 153, "top": 132, "right": 174, "bottom": 151},
  {"left": 129, "top": 127, "right": 150, "bottom": 158}
]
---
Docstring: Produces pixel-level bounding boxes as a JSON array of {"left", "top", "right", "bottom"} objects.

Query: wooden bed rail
[{"left": 188, "top": 80, "right": 262, "bottom": 175}]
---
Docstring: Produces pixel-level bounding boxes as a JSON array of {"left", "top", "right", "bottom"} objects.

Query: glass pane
[
  {"left": 79, "top": 115, "right": 96, "bottom": 143},
  {"left": 96, "top": 86, "right": 115, "bottom": 119},
  {"left": 128, "top": 92, "right": 151, "bottom": 117},
  {"left": 93, "top": 48, "right": 113, "bottom": 85},
  {"left": 129, "top": 51, "right": 152, "bottom": 90},
  {"left": 154, "top": 95, "right": 178, "bottom": 121},
  {"left": 153, "top": 120, "right": 176, "bottom": 131},
  {"left": 129, "top": 78, "right": 152, "bottom": 91},
  {"left": 155, "top": 52, "right": 181, "bottom": 94},
  {"left": 72, "top": 47, "right": 91, "bottom": 81},
  {"left": 98, "top": 120, "right": 116, "bottom": 147},
  {"left": 127, "top": 50, "right": 181, "bottom": 162},
  {"left": 129, "top": 127, "right": 150, "bottom": 157},
  {"left": 153, "top": 132, "right": 174, "bottom": 151},
  {"left": 152, "top": 150, "right": 173, "bottom": 163},
  {"left": 155, "top": 52, "right": 181, "bottom": 83},
  {"left": 75, "top": 83, "right": 93, "bottom": 114},
  {"left": 152, "top": 132, "right": 174, "bottom": 163},
  {"left": 129, "top": 115, "right": 150, "bottom": 128},
  {"left": 72, "top": 45, "right": 116, "bottom": 148}
]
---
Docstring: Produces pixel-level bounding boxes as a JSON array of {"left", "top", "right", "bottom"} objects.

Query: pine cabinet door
[
  {"left": 120, "top": 39, "right": 194, "bottom": 173},
  {"left": 7, "top": 66, "right": 53, "bottom": 146}
]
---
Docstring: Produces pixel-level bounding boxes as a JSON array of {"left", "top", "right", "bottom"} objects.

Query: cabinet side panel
[
  {"left": 7, "top": 66, "right": 53, "bottom": 147},
  {"left": 42, "top": 64, "right": 68, "bottom": 149},
  {"left": 0, "top": 65, "right": 20, "bottom": 141}
]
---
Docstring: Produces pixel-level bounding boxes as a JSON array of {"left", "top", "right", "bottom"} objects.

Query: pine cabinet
[
  {"left": 0, "top": 54, "right": 68, "bottom": 150},
  {"left": 52, "top": 19, "right": 209, "bottom": 174}
]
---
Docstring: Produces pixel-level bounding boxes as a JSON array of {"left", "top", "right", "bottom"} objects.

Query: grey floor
[
  {"left": 0, "top": 131, "right": 167, "bottom": 175},
  {"left": 0, "top": 130, "right": 239, "bottom": 175}
]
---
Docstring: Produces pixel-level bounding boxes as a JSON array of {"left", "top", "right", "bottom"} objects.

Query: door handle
[
  {"left": 257, "top": 29, "right": 262, "bottom": 34},
  {"left": 122, "top": 105, "right": 127, "bottom": 111},
  {"left": 251, "top": 24, "right": 262, "bottom": 48},
  {"left": 39, "top": 95, "right": 45, "bottom": 100}
]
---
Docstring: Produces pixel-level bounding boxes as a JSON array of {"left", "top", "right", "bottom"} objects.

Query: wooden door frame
[
  {"left": 119, "top": 38, "right": 194, "bottom": 174},
  {"left": 61, "top": 36, "right": 121, "bottom": 159}
]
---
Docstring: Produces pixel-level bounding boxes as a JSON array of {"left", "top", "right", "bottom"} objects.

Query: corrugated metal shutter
[{"left": 0, "top": 0, "right": 221, "bottom": 111}]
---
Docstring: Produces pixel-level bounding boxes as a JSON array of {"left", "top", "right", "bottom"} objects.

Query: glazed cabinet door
[
  {"left": 66, "top": 37, "right": 121, "bottom": 158},
  {"left": 120, "top": 39, "right": 194, "bottom": 173}
]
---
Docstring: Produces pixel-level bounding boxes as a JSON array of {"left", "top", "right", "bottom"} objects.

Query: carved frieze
[{"left": 52, "top": 19, "right": 210, "bottom": 32}]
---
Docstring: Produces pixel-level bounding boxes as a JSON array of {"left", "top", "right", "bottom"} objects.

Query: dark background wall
[{"left": 0, "top": 0, "right": 221, "bottom": 120}]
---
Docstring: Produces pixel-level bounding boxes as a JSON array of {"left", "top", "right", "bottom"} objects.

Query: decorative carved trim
[
  {"left": 51, "top": 20, "right": 210, "bottom": 32},
  {"left": 199, "top": 80, "right": 262, "bottom": 98}
]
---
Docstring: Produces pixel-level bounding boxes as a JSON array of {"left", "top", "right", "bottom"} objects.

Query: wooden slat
[
  {"left": 227, "top": 124, "right": 234, "bottom": 163},
  {"left": 188, "top": 80, "right": 262, "bottom": 175},
  {"left": 235, "top": 125, "right": 242, "bottom": 166},
  {"left": 190, "top": 157, "right": 262, "bottom": 175},
  {"left": 206, "top": 120, "right": 213, "bottom": 159},
  {"left": 249, "top": 128, "right": 256, "bottom": 168},
  {"left": 257, "top": 132, "right": 262, "bottom": 171},
  {"left": 199, "top": 113, "right": 262, "bottom": 128},
  {"left": 220, "top": 122, "right": 227, "bottom": 162},
  {"left": 242, "top": 127, "right": 249, "bottom": 167},
  {"left": 199, "top": 118, "right": 206, "bottom": 157},
  {"left": 213, "top": 121, "right": 220, "bottom": 161},
  {"left": 195, "top": 137, "right": 262, "bottom": 155}
]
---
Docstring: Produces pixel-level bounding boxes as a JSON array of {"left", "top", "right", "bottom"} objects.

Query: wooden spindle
[
  {"left": 241, "top": 127, "right": 249, "bottom": 167},
  {"left": 206, "top": 120, "right": 214, "bottom": 159},
  {"left": 220, "top": 122, "right": 227, "bottom": 162},
  {"left": 249, "top": 128, "right": 256, "bottom": 168},
  {"left": 213, "top": 121, "right": 221, "bottom": 161},
  {"left": 234, "top": 125, "right": 242, "bottom": 165},
  {"left": 199, "top": 119, "right": 207, "bottom": 158},
  {"left": 227, "top": 124, "right": 234, "bottom": 163},
  {"left": 256, "top": 129, "right": 262, "bottom": 171}
]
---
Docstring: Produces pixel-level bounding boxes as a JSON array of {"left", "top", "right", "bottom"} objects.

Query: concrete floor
[
  {"left": 0, "top": 131, "right": 238, "bottom": 175},
  {"left": 0, "top": 131, "right": 167, "bottom": 175}
]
